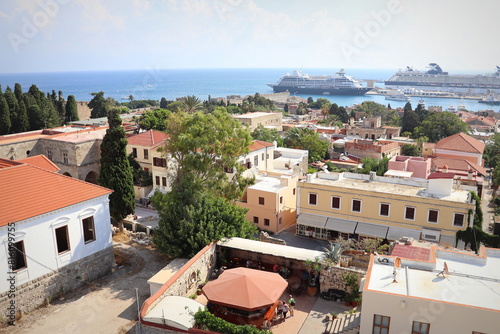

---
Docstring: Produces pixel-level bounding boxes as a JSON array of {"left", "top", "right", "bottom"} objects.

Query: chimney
[{"left": 443, "top": 164, "right": 448, "bottom": 173}]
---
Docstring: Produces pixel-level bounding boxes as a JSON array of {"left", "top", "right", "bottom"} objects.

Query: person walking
[
  {"left": 276, "top": 301, "right": 284, "bottom": 320},
  {"left": 288, "top": 295, "right": 296, "bottom": 317},
  {"left": 282, "top": 301, "right": 290, "bottom": 320}
]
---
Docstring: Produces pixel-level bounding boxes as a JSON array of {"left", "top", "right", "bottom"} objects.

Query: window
[
  {"left": 293, "top": 188, "right": 296, "bottom": 195},
  {"left": 264, "top": 219, "right": 270, "bottom": 226},
  {"left": 144, "top": 149, "right": 149, "bottom": 160},
  {"left": 405, "top": 206, "right": 416, "bottom": 220},
  {"left": 132, "top": 148, "right": 137, "bottom": 158},
  {"left": 82, "top": 216, "right": 96, "bottom": 244},
  {"left": 453, "top": 213, "right": 465, "bottom": 227},
  {"left": 259, "top": 197, "right": 265, "bottom": 205},
  {"left": 62, "top": 152, "right": 68, "bottom": 164},
  {"left": 47, "top": 149, "right": 53, "bottom": 161},
  {"left": 280, "top": 196, "right": 283, "bottom": 204},
  {"left": 331, "top": 196, "right": 341, "bottom": 209},
  {"left": 153, "top": 158, "right": 167, "bottom": 167},
  {"left": 309, "top": 193, "right": 317, "bottom": 205},
  {"left": 55, "top": 226, "right": 70, "bottom": 254},
  {"left": 380, "top": 203, "right": 390, "bottom": 216},
  {"left": 352, "top": 199, "right": 361, "bottom": 212},
  {"left": 428, "top": 210, "right": 439, "bottom": 223},
  {"left": 155, "top": 176, "right": 160, "bottom": 185},
  {"left": 253, "top": 217, "right": 259, "bottom": 224},
  {"left": 162, "top": 177, "right": 167, "bottom": 187},
  {"left": 10, "top": 241, "right": 27, "bottom": 271},
  {"left": 373, "top": 314, "right": 390, "bottom": 334},
  {"left": 412, "top": 321, "right": 430, "bottom": 334},
  {"left": 261, "top": 153, "right": 264, "bottom": 160},
  {"left": 279, "top": 217, "right": 282, "bottom": 225}
]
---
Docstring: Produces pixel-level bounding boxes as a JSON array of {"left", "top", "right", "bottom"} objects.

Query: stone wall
[
  {"left": 319, "top": 266, "right": 366, "bottom": 293},
  {"left": 0, "top": 246, "right": 114, "bottom": 319}
]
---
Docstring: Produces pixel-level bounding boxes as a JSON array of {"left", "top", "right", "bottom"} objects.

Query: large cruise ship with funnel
[
  {"left": 267, "top": 69, "right": 372, "bottom": 95},
  {"left": 385, "top": 63, "right": 500, "bottom": 94}
]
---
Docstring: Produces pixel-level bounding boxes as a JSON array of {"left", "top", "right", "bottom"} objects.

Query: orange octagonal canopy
[{"left": 202, "top": 267, "right": 288, "bottom": 311}]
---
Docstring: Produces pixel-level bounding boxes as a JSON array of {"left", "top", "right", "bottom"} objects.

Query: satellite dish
[
  {"left": 444, "top": 262, "right": 449, "bottom": 276},
  {"left": 394, "top": 257, "right": 402, "bottom": 269}
]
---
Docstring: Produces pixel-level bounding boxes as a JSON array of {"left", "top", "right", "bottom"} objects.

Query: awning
[
  {"left": 386, "top": 227, "right": 421, "bottom": 241},
  {"left": 355, "top": 222, "right": 388, "bottom": 239},
  {"left": 297, "top": 213, "right": 327, "bottom": 228},
  {"left": 143, "top": 296, "right": 204, "bottom": 330},
  {"left": 325, "top": 217, "right": 357, "bottom": 234}
]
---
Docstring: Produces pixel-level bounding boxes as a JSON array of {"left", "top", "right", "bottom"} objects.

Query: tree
[
  {"left": 152, "top": 190, "right": 257, "bottom": 258},
  {"left": 137, "top": 108, "right": 171, "bottom": 131},
  {"left": 98, "top": 108, "right": 135, "bottom": 231},
  {"left": 484, "top": 133, "right": 500, "bottom": 168},
  {"left": 4, "top": 89, "right": 19, "bottom": 133},
  {"left": 414, "top": 112, "right": 471, "bottom": 142},
  {"left": 180, "top": 95, "right": 202, "bottom": 113},
  {"left": 162, "top": 109, "right": 253, "bottom": 200},
  {"left": 401, "top": 109, "right": 420, "bottom": 134},
  {"left": 329, "top": 104, "right": 349, "bottom": 123},
  {"left": 401, "top": 143, "right": 420, "bottom": 156},
  {"left": 160, "top": 97, "right": 168, "bottom": 109},
  {"left": 89, "top": 91, "right": 109, "bottom": 118},
  {"left": 284, "top": 127, "right": 329, "bottom": 162},
  {"left": 65, "top": 95, "right": 79, "bottom": 123},
  {"left": 251, "top": 124, "right": 284, "bottom": 147},
  {"left": 359, "top": 156, "right": 389, "bottom": 176},
  {"left": 0, "top": 96, "right": 11, "bottom": 135}
]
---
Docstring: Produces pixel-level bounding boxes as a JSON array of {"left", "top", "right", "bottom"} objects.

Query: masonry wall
[{"left": 0, "top": 246, "right": 113, "bottom": 319}]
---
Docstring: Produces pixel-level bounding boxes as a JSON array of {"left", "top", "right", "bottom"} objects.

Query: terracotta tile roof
[
  {"left": 17, "top": 155, "right": 60, "bottom": 172},
  {"left": 0, "top": 164, "right": 112, "bottom": 227},
  {"left": 435, "top": 132, "right": 485, "bottom": 154},
  {"left": 465, "top": 116, "right": 496, "bottom": 126},
  {"left": 127, "top": 130, "right": 168, "bottom": 147},
  {"left": 428, "top": 172, "right": 456, "bottom": 179},
  {"left": 391, "top": 244, "right": 431, "bottom": 261},
  {"left": 248, "top": 140, "right": 274, "bottom": 152},
  {"left": 432, "top": 157, "right": 487, "bottom": 176},
  {"left": 0, "top": 158, "right": 21, "bottom": 170}
]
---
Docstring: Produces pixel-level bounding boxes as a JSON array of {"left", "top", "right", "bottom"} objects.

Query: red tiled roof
[
  {"left": 0, "top": 158, "right": 21, "bottom": 170},
  {"left": 435, "top": 132, "right": 485, "bottom": 154},
  {"left": 432, "top": 157, "right": 487, "bottom": 176},
  {"left": 127, "top": 130, "right": 168, "bottom": 147},
  {"left": 17, "top": 155, "right": 60, "bottom": 172},
  {"left": 391, "top": 244, "right": 431, "bottom": 261},
  {"left": 248, "top": 140, "right": 274, "bottom": 152},
  {"left": 0, "top": 164, "right": 112, "bottom": 227},
  {"left": 428, "top": 172, "right": 456, "bottom": 179}
]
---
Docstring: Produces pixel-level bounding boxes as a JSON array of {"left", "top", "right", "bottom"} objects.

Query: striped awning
[
  {"left": 355, "top": 222, "right": 389, "bottom": 239},
  {"left": 386, "top": 227, "right": 421, "bottom": 241},
  {"left": 325, "top": 217, "right": 357, "bottom": 234}
]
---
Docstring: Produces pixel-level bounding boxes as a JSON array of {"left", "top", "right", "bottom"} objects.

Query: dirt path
[{"left": 1, "top": 236, "right": 169, "bottom": 334}]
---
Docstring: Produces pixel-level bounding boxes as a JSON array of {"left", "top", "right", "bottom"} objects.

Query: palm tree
[{"left": 181, "top": 95, "right": 202, "bottom": 113}]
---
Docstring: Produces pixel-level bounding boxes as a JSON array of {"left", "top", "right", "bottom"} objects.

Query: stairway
[{"left": 329, "top": 311, "right": 361, "bottom": 334}]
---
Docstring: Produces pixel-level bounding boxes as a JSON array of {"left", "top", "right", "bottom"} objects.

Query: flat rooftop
[
  {"left": 234, "top": 112, "right": 280, "bottom": 119},
  {"left": 306, "top": 172, "right": 470, "bottom": 203},
  {"left": 249, "top": 174, "right": 288, "bottom": 193},
  {"left": 367, "top": 248, "right": 500, "bottom": 312}
]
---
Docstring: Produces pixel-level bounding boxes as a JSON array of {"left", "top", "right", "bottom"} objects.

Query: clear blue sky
[{"left": 1, "top": 0, "right": 499, "bottom": 73}]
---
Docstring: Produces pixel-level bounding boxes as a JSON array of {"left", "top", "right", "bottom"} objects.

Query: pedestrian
[
  {"left": 276, "top": 301, "right": 283, "bottom": 320},
  {"left": 288, "top": 295, "right": 296, "bottom": 317},
  {"left": 282, "top": 301, "right": 289, "bottom": 319}
]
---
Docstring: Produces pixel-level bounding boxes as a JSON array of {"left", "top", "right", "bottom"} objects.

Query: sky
[{"left": 1, "top": 0, "right": 499, "bottom": 73}]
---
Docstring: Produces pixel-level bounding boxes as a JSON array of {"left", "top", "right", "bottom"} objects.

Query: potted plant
[
  {"left": 343, "top": 293, "right": 352, "bottom": 306},
  {"left": 305, "top": 257, "right": 322, "bottom": 296},
  {"left": 341, "top": 272, "right": 360, "bottom": 308}
]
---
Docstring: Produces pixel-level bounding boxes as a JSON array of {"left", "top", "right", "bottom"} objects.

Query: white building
[
  {"left": 0, "top": 158, "right": 113, "bottom": 314},
  {"left": 360, "top": 246, "right": 500, "bottom": 334}
]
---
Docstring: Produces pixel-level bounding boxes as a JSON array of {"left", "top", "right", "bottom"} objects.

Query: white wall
[
  {"left": 360, "top": 290, "right": 498, "bottom": 334},
  {"left": 0, "top": 195, "right": 112, "bottom": 292}
]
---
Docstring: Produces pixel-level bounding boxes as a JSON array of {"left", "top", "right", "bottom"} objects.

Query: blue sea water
[{"left": 0, "top": 68, "right": 496, "bottom": 112}]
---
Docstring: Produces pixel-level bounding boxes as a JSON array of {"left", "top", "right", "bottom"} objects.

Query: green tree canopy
[
  {"left": 284, "top": 127, "right": 329, "bottom": 162},
  {"left": 414, "top": 112, "right": 471, "bottom": 142},
  {"left": 160, "top": 97, "right": 168, "bottom": 109},
  {"left": 0, "top": 95, "right": 11, "bottom": 135},
  {"left": 401, "top": 109, "right": 420, "bottom": 134},
  {"left": 98, "top": 108, "right": 135, "bottom": 229},
  {"left": 137, "top": 108, "right": 171, "bottom": 131},
  {"left": 152, "top": 190, "right": 257, "bottom": 258},
  {"left": 89, "top": 91, "right": 109, "bottom": 118},
  {"left": 65, "top": 95, "right": 79, "bottom": 123},
  {"left": 401, "top": 143, "right": 420, "bottom": 156},
  {"left": 359, "top": 156, "right": 389, "bottom": 176},
  {"left": 180, "top": 95, "right": 202, "bottom": 113},
  {"left": 163, "top": 109, "right": 253, "bottom": 200},
  {"left": 251, "top": 124, "right": 284, "bottom": 147}
]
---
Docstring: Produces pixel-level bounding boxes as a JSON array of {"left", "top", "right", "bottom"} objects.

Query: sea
[{"left": 0, "top": 68, "right": 497, "bottom": 112}]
